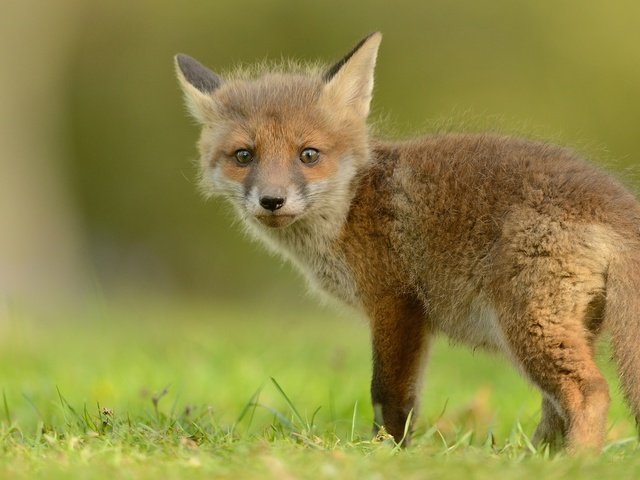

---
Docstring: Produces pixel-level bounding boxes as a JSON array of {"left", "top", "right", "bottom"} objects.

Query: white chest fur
[{"left": 245, "top": 216, "right": 361, "bottom": 308}]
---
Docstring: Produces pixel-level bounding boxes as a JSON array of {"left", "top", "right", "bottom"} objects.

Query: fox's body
[{"left": 176, "top": 33, "right": 640, "bottom": 453}]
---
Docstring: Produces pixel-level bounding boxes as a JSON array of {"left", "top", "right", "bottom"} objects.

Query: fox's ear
[
  {"left": 175, "top": 54, "right": 221, "bottom": 123},
  {"left": 322, "top": 32, "right": 382, "bottom": 118}
]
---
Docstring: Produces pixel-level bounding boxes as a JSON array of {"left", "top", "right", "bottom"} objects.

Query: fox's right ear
[
  {"left": 175, "top": 54, "right": 221, "bottom": 123},
  {"left": 322, "top": 32, "right": 382, "bottom": 119}
]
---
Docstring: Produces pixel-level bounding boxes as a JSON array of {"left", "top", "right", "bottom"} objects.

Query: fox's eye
[
  {"left": 300, "top": 148, "right": 320, "bottom": 165},
  {"left": 234, "top": 149, "right": 254, "bottom": 165}
]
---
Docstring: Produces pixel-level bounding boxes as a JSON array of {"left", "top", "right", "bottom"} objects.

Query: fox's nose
[{"left": 259, "top": 195, "right": 286, "bottom": 211}]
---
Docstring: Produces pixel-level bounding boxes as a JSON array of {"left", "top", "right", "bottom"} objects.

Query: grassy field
[{"left": 1, "top": 299, "right": 638, "bottom": 479}]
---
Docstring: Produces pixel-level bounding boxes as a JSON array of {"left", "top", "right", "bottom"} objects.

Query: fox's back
[{"left": 382, "top": 133, "right": 639, "bottom": 247}]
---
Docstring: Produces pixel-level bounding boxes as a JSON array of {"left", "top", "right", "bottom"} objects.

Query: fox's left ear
[
  {"left": 322, "top": 32, "right": 382, "bottom": 118},
  {"left": 175, "top": 54, "right": 221, "bottom": 123}
]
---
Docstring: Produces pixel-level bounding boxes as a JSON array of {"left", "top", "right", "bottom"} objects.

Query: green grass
[{"left": 1, "top": 299, "right": 638, "bottom": 479}]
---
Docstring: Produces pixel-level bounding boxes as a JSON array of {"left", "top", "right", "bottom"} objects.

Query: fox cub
[{"left": 176, "top": 33, "right": 640, "bottom": 452}]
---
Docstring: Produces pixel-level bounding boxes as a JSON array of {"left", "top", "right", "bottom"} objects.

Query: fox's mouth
[{"left": 254, "top": 214, "right": 297, "bottom": 228}]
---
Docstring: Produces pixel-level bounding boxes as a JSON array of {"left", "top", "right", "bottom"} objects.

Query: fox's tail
[{"left": 606, "top": 246, "right": 640, "bottom": 430}]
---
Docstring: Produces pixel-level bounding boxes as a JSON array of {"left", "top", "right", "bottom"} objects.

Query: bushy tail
[{"left": 606, "top": 249, "right": 640, "bottom": 430}]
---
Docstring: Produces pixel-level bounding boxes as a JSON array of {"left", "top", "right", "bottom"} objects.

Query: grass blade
[
  {"left": 446, "top": 430, "right": 473, "bottom": 453},
  {"left": 258, "top": 404, "right": 294, "bottom": 431},
  {"left": 517, "top": 421, "right": 537, "bottom": 454},
  {"left": 270, "top": 377, "right": 304, "bottom": 427},
  {"left": 22, "top": 393, "right": 44, "bottom": 423},
  {"left": 82, "top": 403, "right": 98, "bottom": 432},
  {"left": 236, "top": 386, "right": 262, "bottom": 425},
  {"left": 2, "top": 389, "right": 11, "bottom": 424},
  {"left": 392, "top": 408, "right": 414, "bottom": 452},
  {"left": 350, "top": 401, "right": 358, "bottom": 443},
  {"left": 309, "top": 406, "right": 322, "bottom": 431}
]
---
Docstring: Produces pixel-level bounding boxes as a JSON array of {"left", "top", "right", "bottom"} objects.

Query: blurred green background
[{"left": 2, "top": 0, "right": 639, "bottom": 309}]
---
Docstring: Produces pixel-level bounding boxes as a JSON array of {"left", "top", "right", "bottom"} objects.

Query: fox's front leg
[{"left": 369, "top": 296, "right": 430, "bottom": 446}]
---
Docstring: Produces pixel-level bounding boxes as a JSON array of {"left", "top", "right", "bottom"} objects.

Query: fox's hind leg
[
  {"left": 530, "top": 294, "right": 606, "bottom": 451},
  {"left": 489, "top": 214, "right": 612, "bottom": 453},
  {"left": 368, "top": 295, "right": 429, "bottom": 446},
  {"left": 497, "top": 295, "right": 609, "bottom": 453},
  {"left": 493, "top": 270, "right": 610, "bottom": 453}
]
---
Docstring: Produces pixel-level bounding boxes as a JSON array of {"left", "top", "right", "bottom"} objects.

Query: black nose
[{"left": 259, "top": 195, "right": 286, "bottom": 211}]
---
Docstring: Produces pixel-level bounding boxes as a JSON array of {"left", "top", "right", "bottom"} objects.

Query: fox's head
[{"left": 175, "top": 33, "right": 381, "bottom": 230}]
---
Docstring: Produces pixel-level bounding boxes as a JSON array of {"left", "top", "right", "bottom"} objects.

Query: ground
[{"left": 1, "top": 299, "right": 638, "bottom": 479}]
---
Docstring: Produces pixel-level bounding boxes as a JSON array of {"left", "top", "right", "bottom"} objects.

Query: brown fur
[{"left": 176, "top": 33, "right": 640, "bottom": 453}]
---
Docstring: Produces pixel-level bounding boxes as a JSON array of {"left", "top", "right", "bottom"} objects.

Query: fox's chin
[{"left": 254, "top": 214, "right": 298, "bottom": 228}]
